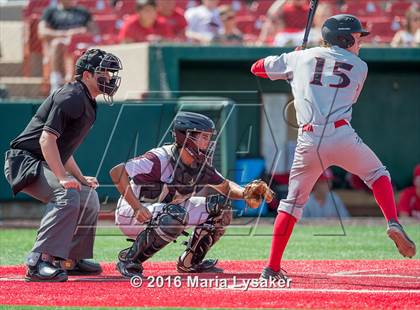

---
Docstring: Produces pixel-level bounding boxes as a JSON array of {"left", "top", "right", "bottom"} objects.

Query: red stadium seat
[
  {"left": 93, "top": 14, "right": 118, "bottom": 35},
  {"left": 251, "top": 0, "right": 274, "bottom": 15},
  {"left": 341, "top": 1, "right": 380, "bottom": 16},
  {"left": 22, "top": 0, "right": 50, "bottom": 18},
  {"left": 66, "top": 33, "right": 96, "bottom": 54},
  {"left": 23, "top": 14, "right": 43, "bottom": 77},
  {"left": 114, "top": 0, "right": 136, "bottom": 17},
  {"left": 236, "top": 15, "right": 257, "bottom": 34},
  {"left": 386, "top": 1, "right": 415, "bottom": 17},
  {"left": 368, "top": 20, "right": 396, "bottom": 37}
]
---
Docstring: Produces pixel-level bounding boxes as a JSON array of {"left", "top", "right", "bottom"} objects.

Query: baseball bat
[{"left": 301, "top": 0, "right": 319, "bottom": 49}]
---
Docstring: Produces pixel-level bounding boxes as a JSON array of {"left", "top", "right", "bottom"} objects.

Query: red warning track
[{"left": 1, "top": 260, "right": 419, "bottom": 309}]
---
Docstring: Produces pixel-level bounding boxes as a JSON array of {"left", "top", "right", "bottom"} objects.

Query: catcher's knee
[{"left": 118, "top": 204, "right": 188, "bottom": 263}]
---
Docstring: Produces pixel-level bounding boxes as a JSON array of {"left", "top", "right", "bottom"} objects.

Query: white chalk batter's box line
[{"left": 217, "top": 287, "right": 420, "bottom": 293}]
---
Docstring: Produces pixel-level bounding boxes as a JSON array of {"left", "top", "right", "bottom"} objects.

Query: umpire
[{"left": 3, "top": 49, "right": 122, "bottom": 282}]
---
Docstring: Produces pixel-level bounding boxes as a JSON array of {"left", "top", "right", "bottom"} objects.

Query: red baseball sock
[
  {"left": 267, "top": 211, "right": 296, "bottom": 272},
  {"left": 371, "top": 176, "right": 398, "bottom": 222}
]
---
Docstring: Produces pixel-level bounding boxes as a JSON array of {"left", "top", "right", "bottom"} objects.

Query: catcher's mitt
[{"left": 243, "top": 179, "right": 275, "bottom": 209}]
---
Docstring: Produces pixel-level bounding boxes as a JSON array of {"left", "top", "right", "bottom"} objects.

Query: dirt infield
[{"left": 1, "top": 260, "right": 419, "bottom": 309}]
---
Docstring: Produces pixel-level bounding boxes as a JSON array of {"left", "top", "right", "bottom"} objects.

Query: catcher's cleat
[
  {"left": 260, "top": 266, "right": 288, "bottom": 282},
  {"left": 116, "top": 260, "right": 144, "bottom": 278},
  {"left": 25, "top": 260, "right": 68, "bottom": 282},
  {"left": 176, "top": 258, "right": 223, "bottom": 273},
  {"left": 387, "top": 219, "right": 416, "bottom": 258},
  {"left": 57, "top": 259, "right": 102, "bottom": 276}
]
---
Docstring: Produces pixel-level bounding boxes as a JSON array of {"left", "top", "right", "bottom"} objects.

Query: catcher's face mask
[
  {"left": 94, "top": 53, "right": 122, "bottom": 105},
  {"left": 177, "top": 129, "right": 217, "bottom": 165}
]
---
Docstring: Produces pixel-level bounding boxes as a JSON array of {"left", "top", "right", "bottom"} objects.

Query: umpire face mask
[{"left": 94, "top": 53, "right": 122, "bottom": 105}]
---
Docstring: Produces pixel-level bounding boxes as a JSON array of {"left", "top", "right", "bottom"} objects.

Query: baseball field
[{"left": 1, "top": 218, "right": 419, "bottom": 309}]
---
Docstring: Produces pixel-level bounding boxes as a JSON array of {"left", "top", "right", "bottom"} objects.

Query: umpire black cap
[{"left": 322, "top": 14, "right": 370, "bottom": 49}]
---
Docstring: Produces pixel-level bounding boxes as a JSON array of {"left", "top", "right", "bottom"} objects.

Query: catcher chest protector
[
  {"left": 117, "top": 204, "right": 188, "bottom": 276},
  {"left": 169, "top": 145, "right": 221, "bottom": 198},
  {"left": 177, "top": 194, "right": 233, "bottom": 272},
  {"left": 321, "top": 14, "right": 370, "bottom": 48}
]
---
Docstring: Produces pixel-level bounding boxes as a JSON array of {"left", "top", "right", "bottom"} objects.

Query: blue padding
[{"left": 233, "top": 158, "right": 268, "bottom": 217}]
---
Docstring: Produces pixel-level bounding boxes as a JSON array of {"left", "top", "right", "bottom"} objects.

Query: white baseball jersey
[
  {"left": 264, "top": 46, "right": 368, "bottom": 126},
  {"left": 259, "top": 46, "right": 389, "bottom": 221}
]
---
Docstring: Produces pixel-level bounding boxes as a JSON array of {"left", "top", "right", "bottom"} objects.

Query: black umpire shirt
[{"left": 11, "top": 80, "right": 97, "bottom": 165}]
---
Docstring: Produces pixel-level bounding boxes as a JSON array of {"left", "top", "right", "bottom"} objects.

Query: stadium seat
[
  {"left": 386, "top": 1, "right": 415, "bottom": 17},
  {"left": 93, "top": 14, "right": 118, "bottom": 35},
  {"left": 341, "top": 1, "right": 380, "bottom": 16},
  {"left": 236, "top": 15, "right": 258, "bottom": 34},
  {"left": 22, "top": 0, "right": 50, "bottom": 18},
  {"left": 23, "top": 14, "right": 43, "bottom": 77},
  {"left": 367, "top": 20, "right": 396, "bottom": 44},
  {"left": 114, "top": 0, "right": 136, "bottom": 18},
  {"left": 368, "top": 20, "right": 395, "bottom": 36}
]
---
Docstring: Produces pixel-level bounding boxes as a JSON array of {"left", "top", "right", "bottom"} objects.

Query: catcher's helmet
[
  {"left": 75, "top": 48, "right": 123, "bottom": 104},
  {"left": 173, "top": 112, "right": 217, "bottom": 164},
  {"left": 321, "top": 14, "right": 370, "bottom": 48}
]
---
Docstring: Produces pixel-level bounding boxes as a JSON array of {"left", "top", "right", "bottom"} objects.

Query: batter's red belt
[{"left": 302, "top": 119, "right": 349, "bottom": 132}]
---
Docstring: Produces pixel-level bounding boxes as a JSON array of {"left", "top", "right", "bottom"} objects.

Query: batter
[{"left": 251, "top": 14, "right": 416, "bottom": 281}]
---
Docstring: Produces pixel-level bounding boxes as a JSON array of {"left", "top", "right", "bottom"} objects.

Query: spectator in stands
[
  {"left": 213, "top": 5, "right": 243, "bottom": 45},
  {"left": 185, "top": 0, "right": 222, "bottom": 44},
  {"left": 391, "top": 5, "right": 420, "bottom": 47},
  {"left": 308, "top": 3, "right": 333, "bottom": 46},
  {"left": 156, "top": 0, "right": 187, "bottom": 41},
  {"left": 118, "top": 0, "right": 171, "bottom": 44},
  {"left": 38, "top": 0, "right": 97, "bottom": 92},
  {"left": 397, "top": 164, "right": 420, "bottom": 220},
  {"left": 257, "top": 0, "right": 309, "bottom": 46},
  {"left": 302, "top": 169, "right": 350, "bottom": 219}
]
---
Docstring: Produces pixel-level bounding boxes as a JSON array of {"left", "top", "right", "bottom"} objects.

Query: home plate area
[{"left": 0, "top": 260, "right": 419, "bottom": 309}]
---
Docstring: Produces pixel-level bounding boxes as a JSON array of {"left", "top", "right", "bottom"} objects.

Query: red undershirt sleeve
[{"left": 251, "top": 58, "right": 269, "bottom": 79}]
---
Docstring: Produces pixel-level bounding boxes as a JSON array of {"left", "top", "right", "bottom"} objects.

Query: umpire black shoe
[
  {"left": 176, "top": 258, "right": 224, "bottom": 273},
  {"left": 387, "top": 219, "right": 416, "bottom": 258},
  {"left": 25, "top": 261, "right": 68, "bottom": 282},
  {"left": 260, "top": 266, "right": 288, "bottom": 282},
  {"left": 58, "top": 259, "right": 102, "bottom": 275}
]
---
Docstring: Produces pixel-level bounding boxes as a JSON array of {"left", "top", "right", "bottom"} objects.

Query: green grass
[{"left": 1, "top": 221, "right": 419, "bottom": 266}]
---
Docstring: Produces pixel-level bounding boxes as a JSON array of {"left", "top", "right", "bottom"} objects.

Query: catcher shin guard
[
  {"left": 117, "top": 204, "right": 188, "bottom": 277},
  {"left": 177, "top": 195, "right": 232, "bottom": 273}
]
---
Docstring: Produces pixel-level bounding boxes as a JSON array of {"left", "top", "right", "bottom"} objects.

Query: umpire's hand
[{"left": 59, "top": 176, "right": 82, "bottom": 191}]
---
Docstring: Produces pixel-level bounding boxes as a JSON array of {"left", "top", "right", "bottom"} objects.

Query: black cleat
[
  {"left": 177, "top": 258, "right": 223, "bottom": 273},
  {"left": 61, "top": 259, "right": 102, "bottom": 276},
  {"left": 260, "top": 266, "right": 288, "bottom": 282},
  {"left": 116, "top": 260, "right": 144, "bottom": 278},
  {"left": 387, "top": 219, "right": 416, "bottom": 258},
  {"left": 25, "top": 260, "right": 68, "bottom": 282}
]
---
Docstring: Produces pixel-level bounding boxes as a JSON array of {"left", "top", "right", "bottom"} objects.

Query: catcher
[{"left": 109, "top": 111, "right": 273, "bottom": 277}]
